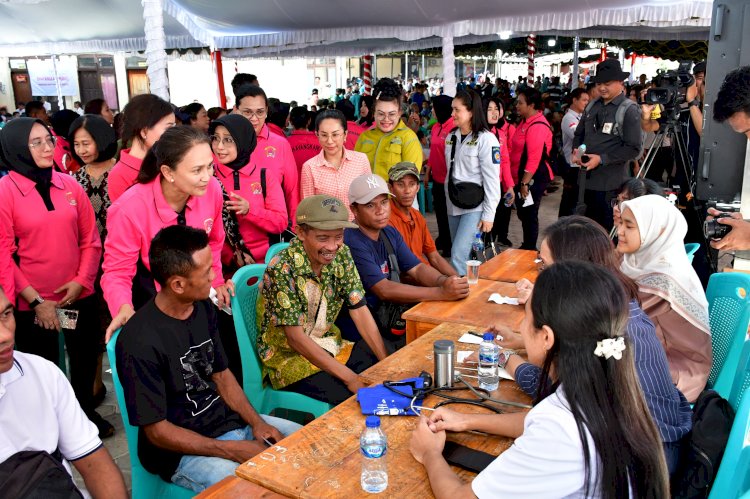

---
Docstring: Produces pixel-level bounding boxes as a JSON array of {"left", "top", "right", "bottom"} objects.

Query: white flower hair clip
[{"left": 594, "top": 337, "right": 626, "bottom": 360}]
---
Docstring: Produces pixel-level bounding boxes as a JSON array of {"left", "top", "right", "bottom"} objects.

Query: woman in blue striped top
[{"left": 500, "top": 215, "right": 692, "bottom": 473}]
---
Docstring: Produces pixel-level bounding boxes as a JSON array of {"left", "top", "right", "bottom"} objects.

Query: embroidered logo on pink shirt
[
  {"left": 251, "top": 182, "right": 262, "bottom": 195},
  {"left": 65, "top": 192, "right": 77, "bottom": 206},
  {"left": 264, "top": 146, "right": 277, "bottom": 158},
  {"left": 204, "top": 218, "right": 214, "bottom": 234}
]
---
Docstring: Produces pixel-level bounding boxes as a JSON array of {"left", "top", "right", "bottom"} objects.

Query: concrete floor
[{"left": 73, "top": 183, "right": 567, "bottom": 496}]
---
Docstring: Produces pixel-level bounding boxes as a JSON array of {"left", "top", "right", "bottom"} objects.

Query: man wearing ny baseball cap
[
  {"left": 342, "top": 174, "right": 469, "bottom": 349},
  {"left": 257, "top": 194, "right": 388, "bottom": 406}
]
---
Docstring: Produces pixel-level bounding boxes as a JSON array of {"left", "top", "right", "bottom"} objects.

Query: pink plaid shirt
[{"left": 300, "top": 149, "right": 372, "bottom": 220}]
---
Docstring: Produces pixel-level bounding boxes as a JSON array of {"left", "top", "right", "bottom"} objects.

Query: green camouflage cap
[
  {"left": 388, "top": 162, "right": 420, "bottom": 182},
  {"left": 296, "top": 195, "right": 358, "bottom": 230}
]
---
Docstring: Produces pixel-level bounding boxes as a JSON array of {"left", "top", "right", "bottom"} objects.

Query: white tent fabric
[{"left": 0, "top": 0, "right": 712, "bottom": 57}]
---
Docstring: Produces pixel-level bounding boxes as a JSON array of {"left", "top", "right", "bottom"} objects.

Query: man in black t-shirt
[{"left": 115, "top": 225, "right": 300, "bottom": 493}]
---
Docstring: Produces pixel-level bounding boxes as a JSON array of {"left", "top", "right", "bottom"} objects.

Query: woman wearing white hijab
[{"left": 617, "top": 194, "right": 711, "bottom": 402}]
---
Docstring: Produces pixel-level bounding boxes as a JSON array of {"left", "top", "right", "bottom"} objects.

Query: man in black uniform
[{"left": 572, "top": 59, "right": 643, "bottom": 230}]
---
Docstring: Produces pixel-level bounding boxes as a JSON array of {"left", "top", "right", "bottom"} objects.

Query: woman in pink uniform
[
  {"left": 209, "top": 114, "right": 287, "bottom": 267},
  {"left": 101, "top": 126, "right": 231, "bottom": 339},
  {"left": 108, "top": 94, "right": 175, "bottom": 202},
  {"left": 0, "top": 117, "right": 111, "bottom": 437}
]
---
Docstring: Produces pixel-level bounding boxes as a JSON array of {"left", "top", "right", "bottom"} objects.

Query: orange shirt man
[{"left": 387, "top": 162, "right": 457, "bottom": 276}]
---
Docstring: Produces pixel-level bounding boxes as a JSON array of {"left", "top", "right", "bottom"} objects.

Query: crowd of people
[{"left": 1, "top": 55, "right": 749, "bottom": 497}]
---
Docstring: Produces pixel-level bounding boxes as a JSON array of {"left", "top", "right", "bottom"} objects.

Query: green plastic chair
[
  {"left": 231, "top": 264, "right": 331, "bottom": 417},
  {"left": 706, "top": 272, "right": 750, "bottom": 398},
  {"left": 106, "top": 329, "right": 193, "bottom": 499},
  {"left": 685, "top": 242, "right": 700, "bottom": 264},
  {"left": 708, "top": 340, "right": 750, "bottom": 499},
  {"left": 265, "top": 242, "right": 290, "bottom": 265}
]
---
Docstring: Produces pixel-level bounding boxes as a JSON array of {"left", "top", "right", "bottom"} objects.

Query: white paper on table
[
  {"left": 457, "top": 333, "right": 484, "bottom": 345},
  {"left": 522, "top": 195, "right": 534, "bottom": 207},
  {"left": 488, "top": 293, "right": 519, "bottom": 306},
  {"left": 457, "top": 350, "right": 474, "bottom": 362}
]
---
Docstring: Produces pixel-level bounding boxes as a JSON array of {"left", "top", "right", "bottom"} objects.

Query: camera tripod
[{"left": 613, "top": 116, "right": 717, "bottom": 273}]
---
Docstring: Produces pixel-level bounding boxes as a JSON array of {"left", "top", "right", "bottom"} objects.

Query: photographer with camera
[
  {"left": 707, "top": 66, "right": 750, "bottom": 251},
  {"left": 639, "top": 61, "right": 705, "bottom": 181},
  {"left": 572, "top": 59, "right": 643, "bottom": 231}
]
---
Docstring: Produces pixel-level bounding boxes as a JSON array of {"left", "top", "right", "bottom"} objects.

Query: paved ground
[{"left": 73, "top": 183, "right": 566, "bottom": 496}]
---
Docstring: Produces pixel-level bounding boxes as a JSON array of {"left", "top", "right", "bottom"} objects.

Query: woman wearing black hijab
[
  {"left": 425, "top": 95, "right": 454, "bottom": 256},
  {"left": 0, "top": 118, "right": 113, "bottom": 437},
  {"left": 209, "top": 114, "right": 288, "bottom": 267}
]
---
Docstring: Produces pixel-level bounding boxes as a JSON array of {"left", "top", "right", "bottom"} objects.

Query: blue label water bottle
[
  {"left": 361, "top": 416, "right": 388, "bottom": 493},
  {"left": 478, "top": 333, "right": 499, "bottom": 391}
]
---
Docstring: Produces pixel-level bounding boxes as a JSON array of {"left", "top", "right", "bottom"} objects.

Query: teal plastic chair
[
  {"left": 425, "top": 181, "right": 433, "bottom": 212},
  {"left": 709, "top": 340, "right": 750, "bottom": 499},
  {"left": 706, "top": 272, "right": 750, "bottom": 398},
  {"left": 106, "top": 329, "right": 193, "bottom": 499},
  {"left": 417, "top": 185, "right": 426, "bottom": 215},
  {"left": 685, "top": 242, "right": 700, "bottom": 264},
  {"left": 265, "top": 242, "right": 290, "bottom": 265},
  {"left": 231, "top": 264, "right": 331, "bottom": 417}
]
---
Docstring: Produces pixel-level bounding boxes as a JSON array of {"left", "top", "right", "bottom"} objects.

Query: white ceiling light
[
  {"left": 548, "top": 39, "right": 556, "bottom": 47},
  {"left": 498, "top": 31, "right": 512, "bottom": 40}
]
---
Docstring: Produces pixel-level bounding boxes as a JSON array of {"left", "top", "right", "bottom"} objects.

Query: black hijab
[
  {"left": 0, "top": 117, "right": 55, "bottom": 210},
  {"left": 432, "top": 95, "right": 453, "bottom": 124},
  {"left": 208, "top": 114, "right": 257, "bottom": 171},
  {"left": 68, "top": 114, "right": 118, "bottom": 166}
]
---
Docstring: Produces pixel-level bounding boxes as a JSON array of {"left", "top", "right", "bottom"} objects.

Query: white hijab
[{"left": 620, "top": 195, "right": 710, "bottom": 335}]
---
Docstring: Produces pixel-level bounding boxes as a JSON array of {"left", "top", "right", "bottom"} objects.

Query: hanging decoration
[
  {"left": 363, "top": 55, "right": 373, "bottom": 95},
  {"left": 142, "top": 0, "right": 170, "bottom": 101}
]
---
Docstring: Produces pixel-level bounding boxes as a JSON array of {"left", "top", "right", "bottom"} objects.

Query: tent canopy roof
[{"left": 0, "top": 0, "right": 712, "bottom": 57}]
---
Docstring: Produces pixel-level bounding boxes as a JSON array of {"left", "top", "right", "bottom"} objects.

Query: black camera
[
  {"left": 703, "top": 213, "right": 733, "bottom": 240},
  {"left": 643, "top": 61, "right": 695, "bottom": 110}
]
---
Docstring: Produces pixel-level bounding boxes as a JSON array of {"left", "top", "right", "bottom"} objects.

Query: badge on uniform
[
  {"left": 602, "top": 122, "right": 614, "bottom": 134},
  {"left": 492, "top": 146, "right": 501, "bottom": 164}
]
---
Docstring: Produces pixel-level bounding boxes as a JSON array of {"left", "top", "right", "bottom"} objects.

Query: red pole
[
  {"left": 526, "top": 34, "right": 536, "bottom": 86},
  {"left": 212, "top": 50, "right": 227, "bottom": 109},
  {"left": 363, "top": 55, "right": 373, "bottom": 96},
  {"left": 600, "top": 46, "right": 607, "bottom": 62}
]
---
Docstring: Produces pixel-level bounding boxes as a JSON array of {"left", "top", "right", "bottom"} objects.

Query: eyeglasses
[
  {"left": 536, "top": 252, "right": 547, "bottom": 270},
  {"left": 375, "top": 111, "right": 400, "bottom": 121},
  {"left": 211, "top": 135, "right": 235, "bottom": 146},
  {"left": 239, "top": 108, "right": 267, "bottom": 119},
  {"left": 29, "top": 136, "right": 56, "bottom": 150},
  {"left": 316, "top": 130, "right": 345, "bottom": 141}
]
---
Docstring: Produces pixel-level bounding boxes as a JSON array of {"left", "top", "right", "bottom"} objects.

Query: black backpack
[
  {"left": 671, "top": 389, "right": 735, "bottom": 498},
  {"left": 0, "top": 449, "right": 83, "bottom": 499}
]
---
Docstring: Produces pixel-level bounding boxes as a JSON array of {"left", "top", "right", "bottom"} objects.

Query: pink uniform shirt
[
  {"left": 490, "top": 123, "right": 515, "bottom": 192},
  {"left": 509, "top": 113, "right": 553, "bottom": 184},
  {"left": 287, "top": 130, "right": 321, "bottom": 175},
  {"left": 251, "top": 125, "right": 299, "bottom": 223},
  {"left": 345, "top": 120, "right": 366, "bottom": 151},
  {"left": 101, "top": 176, "right": 225, "bottom": 317},
  {"left": 213, "top": 159, "right": 288, "bottom": 262},
  {"left": 0, "top": 171, "right": 101, "bottom": 310},
  {"left": 428, "top": 117, "right": 455, "bottom": 184},
  {"left": 107, "top": 148, "right": 141, "bottom": 202},
  {"left": 300, "top": 149, "right": 372, "bottom": 221}
]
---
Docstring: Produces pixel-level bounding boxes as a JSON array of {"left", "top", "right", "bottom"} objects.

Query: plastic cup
[{"left": 466, "top": 260, "right": 481, "bottom": 284}]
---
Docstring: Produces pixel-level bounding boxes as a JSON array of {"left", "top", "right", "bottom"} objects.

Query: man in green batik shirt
[{"left": 258, "top": 195, "right": 388, "bottom": 405}]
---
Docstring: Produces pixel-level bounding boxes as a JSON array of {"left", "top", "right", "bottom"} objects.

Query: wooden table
[
  {"left": 479, "top": 249, "right": 539, "bottom": 283},
  {"left": 195, "top": 476, "right": 287, "bottom": 498},
  {"left": 403, "top": 279, "right": 525, "bottom": 343},
  {"left": 232, "top": 323, "right": 531, "bottom": 498}
]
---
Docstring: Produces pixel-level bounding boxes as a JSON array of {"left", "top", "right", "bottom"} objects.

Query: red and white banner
[{"left": 363, "top": 55, "right": 373, "bottom": 95}]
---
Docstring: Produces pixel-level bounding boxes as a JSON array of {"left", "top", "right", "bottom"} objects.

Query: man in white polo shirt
[{"left": 0, "top": 286, "right": 127, "bottom": 498}]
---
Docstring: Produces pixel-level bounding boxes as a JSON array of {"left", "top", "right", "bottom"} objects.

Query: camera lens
[{"left": 703, "top": 216, "right": 732, "bottom": 240}]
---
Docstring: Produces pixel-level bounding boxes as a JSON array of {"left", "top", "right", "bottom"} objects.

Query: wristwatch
[
  {"left": 498, "top": 349, "right": 517, "bottom": 369},
  {"left": 688, "top": 98, "right": 701, "bottom": 108},
  {"left": 29, "top": 296, "right": 45, "bottom": 309}
]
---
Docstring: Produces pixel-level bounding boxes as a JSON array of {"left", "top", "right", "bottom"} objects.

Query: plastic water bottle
[
  {"left": 471, "top": 232, "right": 484, "bottom": 259},
  {"left": 478, "top": 332, "right": 500, "bottom": 391},
  {"left": 503, "top": 191, "right": 515, "bottom": 207},
  {"left": 360, "top": 416, "right": 388, "bottom": 493}
]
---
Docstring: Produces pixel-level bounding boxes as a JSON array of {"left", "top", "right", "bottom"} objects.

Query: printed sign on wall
[{"left": 27, "top": 59, "right": 80, "bottom": 96}]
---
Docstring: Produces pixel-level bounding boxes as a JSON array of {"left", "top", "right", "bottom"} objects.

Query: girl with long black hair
[{"left": 410, "top": 261, "right": 670, "bottom": 498}]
